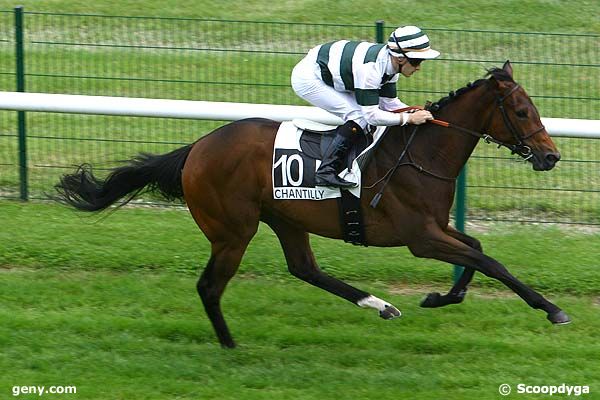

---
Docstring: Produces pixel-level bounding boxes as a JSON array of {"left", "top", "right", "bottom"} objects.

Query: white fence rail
[{"left": 0, "top": 91, "right": 599, "bottom": 139}]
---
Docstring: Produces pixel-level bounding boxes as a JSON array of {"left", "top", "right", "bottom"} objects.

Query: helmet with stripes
[{"left": 387, "top": 26, "right": 440, "bottom": 59}]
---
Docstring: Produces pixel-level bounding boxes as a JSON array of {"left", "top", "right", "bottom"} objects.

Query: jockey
[{"left": 291, "top": 25, "right": 440, "bottom": 188}]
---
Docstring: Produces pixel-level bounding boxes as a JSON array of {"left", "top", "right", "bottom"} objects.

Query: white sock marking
[{"left": 357, "top": 295, "right": 394, "bottom": 312}]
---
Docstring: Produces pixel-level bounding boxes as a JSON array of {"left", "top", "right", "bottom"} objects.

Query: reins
[
  {"left": 368, "top": 124, "right": 420, "bottom": 208},
  {"left": 368, "top": 84, "right": 546, "bottom": 208}
]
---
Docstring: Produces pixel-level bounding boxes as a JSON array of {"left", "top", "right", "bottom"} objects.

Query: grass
[
  {"left": 0, "top": 2, "right": 599, "bottom": 398},
  {"left": 2, "top": 268, "right": 599, "bottom": 400},
  {"left": 0, "top": 180, "right": 599, "bottom": 400},
  {"left": 0, "top": 0, "right": 599, "bottom": 33},
  {"left": 2, "top": 201, "right": 600, "bottom": 293}
]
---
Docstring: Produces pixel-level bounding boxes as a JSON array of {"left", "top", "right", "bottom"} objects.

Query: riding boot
[{"left": 315, "top": 120, "right": 362, "bottom": 188}]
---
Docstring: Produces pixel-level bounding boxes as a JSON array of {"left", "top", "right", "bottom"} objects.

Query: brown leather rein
[
  {"left": 393, "top": 84, "right": 546, "bottom": 159},
  {"left": 368, "top": 86, "right": 545, "bottom": 208}
]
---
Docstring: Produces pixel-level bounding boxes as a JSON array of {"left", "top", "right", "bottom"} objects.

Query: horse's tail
[{"left": 53, "top": 144, "right": 194, "bottom": 211}]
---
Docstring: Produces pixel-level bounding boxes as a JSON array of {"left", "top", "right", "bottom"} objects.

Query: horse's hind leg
[
  {"left": 187, "top": 197, "right": 258, "bottom": 348},
  {"left": 197, "top": 240, "right": 250, "bottom": 348},
  {"left": 265, "top": 217, "right": 401, "bottom": 320},
  {"left": 421, "top": 226, "right": 477, "bottom": 308}
]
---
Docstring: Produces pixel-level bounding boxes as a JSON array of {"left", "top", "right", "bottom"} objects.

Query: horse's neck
[{"left": 408, "top": 88, "right": 495, "bottom": 179}]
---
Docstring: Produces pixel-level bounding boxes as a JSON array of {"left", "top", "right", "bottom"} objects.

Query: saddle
[
  {"left": 292, "top": 120, "right": 373, "bottom": 246},
  {"left": 296, "top": 120, "right": 374, "bottom": 171}
]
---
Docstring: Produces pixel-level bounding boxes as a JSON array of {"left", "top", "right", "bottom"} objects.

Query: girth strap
[{"left": 338, "top": 190, "right": 367, "bottom": 246}]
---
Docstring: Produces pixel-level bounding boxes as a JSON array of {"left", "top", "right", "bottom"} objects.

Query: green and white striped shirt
[{"left": 315, "top": 40, "right": 399, "bottom": 106}]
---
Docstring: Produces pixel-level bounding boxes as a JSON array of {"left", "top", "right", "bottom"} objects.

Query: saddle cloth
[{"left": 272, "top": 119, "right": 387, "bottom": 200}]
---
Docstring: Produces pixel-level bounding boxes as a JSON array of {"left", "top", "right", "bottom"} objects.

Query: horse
[{"left": 54, "top": 61, "right": 570, "bottom": 348}]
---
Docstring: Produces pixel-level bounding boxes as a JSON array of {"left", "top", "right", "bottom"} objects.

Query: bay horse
[{"left": 54, "top": 61, "right": 570, "bottom": 348}]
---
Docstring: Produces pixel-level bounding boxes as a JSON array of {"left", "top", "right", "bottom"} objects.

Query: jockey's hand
[{"left": 408, "top": 110, "right": 434, "bottom": 125}]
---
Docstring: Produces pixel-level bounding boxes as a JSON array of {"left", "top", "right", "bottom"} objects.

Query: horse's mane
[{"left": 429, "top": 67, "right": 514, "bottom": 111}]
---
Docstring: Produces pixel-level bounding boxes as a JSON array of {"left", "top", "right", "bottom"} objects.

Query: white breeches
[{"left": 291, "top": 58, "right": 369, "bottom": 130}]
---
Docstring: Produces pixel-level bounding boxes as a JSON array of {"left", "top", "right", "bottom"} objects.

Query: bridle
[
  {"left": 430, "top": 83, "right": 545, "bottom": 160},
  {"left": 368, "top": 82, "right": 546, "bottom": 208},
  {"left": 480, "top": 83, "right": 545, "bottom": 159}
]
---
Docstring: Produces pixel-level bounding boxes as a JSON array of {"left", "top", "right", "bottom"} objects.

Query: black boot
[{"left": 315, "top": 121, "right": 362, "bottom": 188}]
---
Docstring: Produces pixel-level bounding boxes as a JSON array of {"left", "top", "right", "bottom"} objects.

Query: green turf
[
  {"left": 0, "top": 2, "right": 599, "bottom": 398},
  {"left": 1, "top": 0, "right": 599, "bottom": 33},
  {"left": 1, "top": 268, "right": 599, "bottom": 400},
  {"left": 2, "top": 201, "right": 599, "bottom": 294},
  {"left": 1, "top": 142, "right": 599, "bottom": 399}
]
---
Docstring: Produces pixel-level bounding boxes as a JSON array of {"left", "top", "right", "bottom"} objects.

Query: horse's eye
[{"left": 516, "top": 110, "right": 528, "bottom": 118}]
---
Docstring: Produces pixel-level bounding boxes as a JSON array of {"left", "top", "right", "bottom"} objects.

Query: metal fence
[{"left": 0, "top": 8, "right": 598, "bottom": 225}]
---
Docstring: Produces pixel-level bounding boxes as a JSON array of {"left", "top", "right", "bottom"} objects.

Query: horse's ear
[{"left": 502, "top": 60, "right": 513, "bottom": 77}]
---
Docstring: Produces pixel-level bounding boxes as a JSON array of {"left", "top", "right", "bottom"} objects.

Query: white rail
[{"left": 0, "top": 91, "right": 598, "bottom": 138}]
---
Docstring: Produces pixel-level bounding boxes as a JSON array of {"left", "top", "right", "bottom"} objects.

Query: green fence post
[
  {"left": 15, "top": 5, "right": 27, "bottom": 201},
  {"left": 453, "top": 166, "right": 467, "bottom": 282},
  {"left": 375, "top": 20, "right": 384, "bottom": 43}
]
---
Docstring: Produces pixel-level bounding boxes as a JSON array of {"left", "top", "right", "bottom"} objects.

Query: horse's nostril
[{"left": 545, "top": 153, "right": 561, "bottom": 164}]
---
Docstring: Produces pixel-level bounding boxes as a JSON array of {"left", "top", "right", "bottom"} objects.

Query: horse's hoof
[
  {"left": 547, "top": 310, "right": 571, "bottom": 325},
  {"left": 420, "top": 292, "right": 442, "bottom": 308},
  {"left": 379, "top": 305, "right": 401, "bottom": 320}
]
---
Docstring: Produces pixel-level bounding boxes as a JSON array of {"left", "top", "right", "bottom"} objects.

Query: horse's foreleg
[
  {"left": 410, "top": 229, "right": 570, "bottom": 324},
  {"left": 266, "top": 218, "right": 401, "bottom": 320},
  {"left": 421, "top": 226, "right": 478, "bottom": 308}
]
